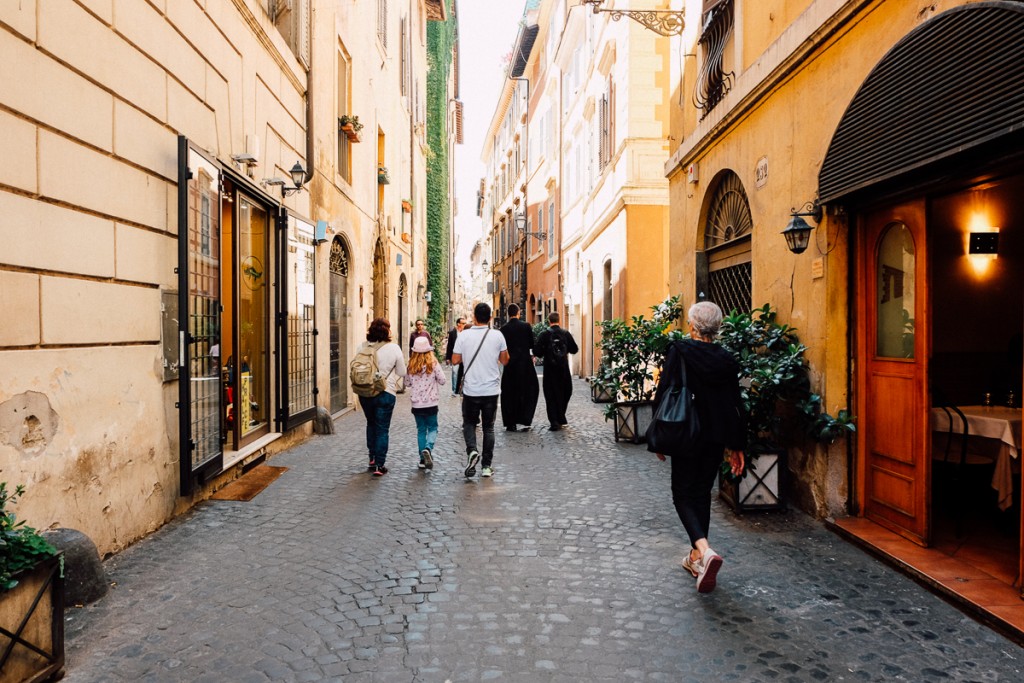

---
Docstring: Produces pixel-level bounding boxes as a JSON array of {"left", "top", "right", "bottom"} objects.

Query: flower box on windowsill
[
  {"left": 377, "top": 168, "right": 390, "bottom": 185},
  {"left": 402, "top": 200, "right": 412, "bottom": 213},
  {"left": 401, "top": 232, "right": 411, "bottom": 244},
  {"left": 340, "top": 124, "right": 361, "bottom": 143}
]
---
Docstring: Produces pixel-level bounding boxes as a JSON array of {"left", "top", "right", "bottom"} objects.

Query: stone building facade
[{"left": 0, "top": 0, "right": 451, "bottom": 557}]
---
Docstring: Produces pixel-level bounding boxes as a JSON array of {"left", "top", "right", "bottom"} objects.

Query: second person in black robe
[
  {"left": 534, "top": 310, "right": 579, "bottom": 430},
  {"left": 499, "top": 304, "right": 539, "bottom": 431}
]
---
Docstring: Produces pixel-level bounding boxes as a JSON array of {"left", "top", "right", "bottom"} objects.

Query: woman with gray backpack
[{"left": 350, "top": 317, "right": 406, "bottom": 476}]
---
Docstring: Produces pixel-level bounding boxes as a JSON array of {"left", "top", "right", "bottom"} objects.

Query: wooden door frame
[{"left": 855, "top": 199, "right": 932, "bottom": 545}]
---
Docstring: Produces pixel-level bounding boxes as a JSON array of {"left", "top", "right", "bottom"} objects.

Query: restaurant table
[{"left": 929, "top": 405, "right": 1021, "bottom": 511}]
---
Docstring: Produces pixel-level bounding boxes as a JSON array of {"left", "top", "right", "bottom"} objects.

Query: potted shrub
[
  {"left": 338, "top": 114, "right": 363, "bottom": 142},
  {"left": 716, "top": 304, "right": 855, "bottom": 512},
  {"left": 1, "top": 483, "right": 64, "bottom": 683},
  {"left": 377, "top": 166, "right": 390, "bottom": 185},
  {"left": 594, "top": 297, "right": 683, "bottom": 443},
  {"left": 531, "top": 319, "right": 548, "bottom": 367}
]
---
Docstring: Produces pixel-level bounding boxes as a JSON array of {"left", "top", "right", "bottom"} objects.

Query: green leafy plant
[
  {"left": 593, "top": 296, "right": 683, "bottom": 418},
  {"left": 717, "top": 304, "right": 856, "bottom": 455},
  {"left": 1, "top": 483, "right": 57, "bottom": 591},
  {"left": 531, "top": 319, "right": 549, "bottom": 365},
  {"left": 338, "top": 114, "right": 364, "bottom": 133},
  {"left": 377, "top": 166, "right": 390, "bottom": 185}
]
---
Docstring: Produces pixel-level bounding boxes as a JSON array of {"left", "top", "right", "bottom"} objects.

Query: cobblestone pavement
[{"left": 63, "top": 378, "right": 1022, "bottom": 682}]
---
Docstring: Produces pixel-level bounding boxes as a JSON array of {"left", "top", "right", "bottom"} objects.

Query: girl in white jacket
[{"left": 405, "top": 336, "right": 447, "bottom": 469}]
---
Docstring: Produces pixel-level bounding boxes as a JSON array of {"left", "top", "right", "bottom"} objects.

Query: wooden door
[{"left": 857, "top": 200, "right": 930, "bottom": 545}]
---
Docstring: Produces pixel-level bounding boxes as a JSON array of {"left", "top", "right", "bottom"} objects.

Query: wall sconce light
[
  {"left": 230, "top": 152, "right": 258, "bottom": 167},
  {"left": 481, "top": 259, "right": 489, "bottom": 271},
  {"left": 782, "top": 201, "right": 823, "bottom": 255},
  {"left": 261, "top": 161, "right": 307, "bottom": 198},
  {"left": 968, "top": 231, "right": 999, "bottom": 255},
  {"left": 424, "top": 291, "right": 432, "bottom": 303},
  {"left": 514, "top": 210, "right": 547, "bottom": 241}
]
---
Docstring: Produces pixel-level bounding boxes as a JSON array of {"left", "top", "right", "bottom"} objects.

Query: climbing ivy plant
[{"left": 425, "top": 1, "right": 455, "bottom": 344}]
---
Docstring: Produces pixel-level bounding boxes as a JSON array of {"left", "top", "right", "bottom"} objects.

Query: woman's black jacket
[{"left": 652, "top": 339, "right": 746, "bottom": 452}]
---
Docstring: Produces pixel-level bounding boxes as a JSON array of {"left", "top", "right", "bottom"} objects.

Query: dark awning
[
  {"left": 510, "top": 25, "right": 539, "bottom": 78},
  {"left": 818, "top": 2, "right": 1024, "bottom": 204}
]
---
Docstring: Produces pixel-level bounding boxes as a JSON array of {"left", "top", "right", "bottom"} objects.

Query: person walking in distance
[
  {"left": 499, "top": 304, "right": 539, "bottom": 432},
  {"left": 350, "top": 318, "right": 406, "bottom": 476},
  {"left": 409, "top": 318, "right": 431, "bottom": 351},
  {"left": 651, "top": 301, "right": 745, "bottom": 593},
  {"left": 451, "top": 303, "right": 509, "bottom": 478},
  {"left": 534, "top": 311, "right": 578, "bottom": 431},
  {"left": 444, "top": 317, "right": 466, "bottom": 397},
  {"left": 405, "top": 336, "right": 447, "bottom": 471}
]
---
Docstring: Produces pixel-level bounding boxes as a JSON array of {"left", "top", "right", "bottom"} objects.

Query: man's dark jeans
[
  {"left": 462, "top": 394, "right": 498, "bottom": 467},
  {"left": 358, "top": 391, "right": 396, "bottom": 466}
]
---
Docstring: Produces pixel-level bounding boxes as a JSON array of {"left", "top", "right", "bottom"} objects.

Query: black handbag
[{"left": 646, "top": 349, "right": 701, "bottom": 456}]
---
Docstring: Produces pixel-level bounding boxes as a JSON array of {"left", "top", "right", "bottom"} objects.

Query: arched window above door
[{"left": 700, "top": 170, "right": 752, "bottom": 316}]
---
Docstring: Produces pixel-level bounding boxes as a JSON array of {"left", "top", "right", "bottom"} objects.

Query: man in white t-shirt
[{"left": 451, "top": 302, "right": 509, "bottom": 478}]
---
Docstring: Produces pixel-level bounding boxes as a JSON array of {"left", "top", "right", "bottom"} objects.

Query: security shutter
[{"left": 819, "top": 3, "right": 1024, "bottom": 203}]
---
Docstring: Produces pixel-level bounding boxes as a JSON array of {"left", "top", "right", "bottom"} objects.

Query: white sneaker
[
  {"left": 481, "top": 466, "right": 493, "bottom": 478},
  {"left": 464, "top": 450, "right": 480, "bottom": 477},
  {"left": 682, "top": 552, "right": 701, "bottom": 578},
  {"left": 696, "top": 549, "right": 723, "bottom": 594}
]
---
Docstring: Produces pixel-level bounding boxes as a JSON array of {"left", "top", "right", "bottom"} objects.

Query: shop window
[{"left": 285, "top": 216, "right": 317, "bottom": 420}]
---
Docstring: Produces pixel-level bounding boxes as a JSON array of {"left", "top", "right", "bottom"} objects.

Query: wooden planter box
[
  {"left": 613, "top": 401, "right": 653, "bottom": 444},
  {"left": 0, "top": 553, "right": 65, "bottom": 683},
  {"left": 718, "top": 447, "right": 787, "bottom": 513}
]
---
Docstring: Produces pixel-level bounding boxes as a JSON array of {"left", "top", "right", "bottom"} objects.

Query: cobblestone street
[{"left": 63, "top": 378, "right": 1022, "bottom": 682}]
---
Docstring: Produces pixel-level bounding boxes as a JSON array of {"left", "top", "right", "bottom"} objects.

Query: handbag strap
[{"left": 461, "top": 328, "right": 491, "bottom": 379}]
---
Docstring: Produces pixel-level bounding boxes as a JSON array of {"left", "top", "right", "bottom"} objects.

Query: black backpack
[{"left": 549, "top": 330, "right": 568, "bottom": 362}]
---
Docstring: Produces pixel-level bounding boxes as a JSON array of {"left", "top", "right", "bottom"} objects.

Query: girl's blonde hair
[{"left": 407, "top": 350, "right": 436, "bottom": 375}]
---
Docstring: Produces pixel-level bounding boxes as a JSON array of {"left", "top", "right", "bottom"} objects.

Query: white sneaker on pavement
[{"left": 696, "top": 548, "right": 723, "bottom": 593}]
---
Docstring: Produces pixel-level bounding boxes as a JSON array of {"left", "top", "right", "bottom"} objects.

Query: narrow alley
[{"left": 62, "top": 380, "right": 1021, "bottom": 682}]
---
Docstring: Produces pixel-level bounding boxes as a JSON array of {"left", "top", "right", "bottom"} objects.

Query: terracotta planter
[
  {"left": 340, "top": 123, "right": 361, "bottom": 142},
  {"left": 0, "top": 553, "right": 65, "bottom": 683},
  {"left": 718, "top": 446, "right": 787, "bottom": 513},
  {"left": 613, "top": 400, "right": 653, "bottom": 444}
]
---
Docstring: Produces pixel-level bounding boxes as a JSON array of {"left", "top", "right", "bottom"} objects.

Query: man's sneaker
[
  {"left": 696, "top": 549, "right": 723, "bottom": 593},
  {"left": 422, "top": 448, "right": 433, "bottom": 470},
  {"left": 481, "top": 466, "right": 493, "bottom": 478},
  {"left": 418, "top": 455, "right": 427, "bottom": 470},
  {"left": 464, "top": 450, "right": 480, "bottom": 477},
  {"left": 682, "top": 552, "right": 701, "bottom": 578},
  {"left": 367, "top": 460, "right": 376, "bottom": 471},
  {"left": 372, "top": 465, "right": 388, "bottom": 477}
]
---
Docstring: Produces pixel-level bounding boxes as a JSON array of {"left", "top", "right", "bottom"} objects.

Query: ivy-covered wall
[{"left": 425, "top": 1, "right": 455, "bottom": 342}]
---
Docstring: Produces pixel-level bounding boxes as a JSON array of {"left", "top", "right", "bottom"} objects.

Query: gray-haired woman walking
[{"left": 652, "top": 301, "right": 745, "bottom": 593}]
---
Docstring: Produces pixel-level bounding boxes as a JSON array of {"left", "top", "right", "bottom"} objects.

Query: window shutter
[
  {"left": 400, "top": 17, "right": 408, "bottom": 96},
  {"left": 598, "top": 94, "right": 608, "bottom": 171},
  {"left": 378, "top": 0, "right": 388, "bottom": 49}
]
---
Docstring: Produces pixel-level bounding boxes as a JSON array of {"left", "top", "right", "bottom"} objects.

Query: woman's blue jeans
[
  {"left": 414, "top": 413, "right": 439, "bottom": 453},
  {"left": 358, "top": 392, "right": 396, "bottom": 466}
]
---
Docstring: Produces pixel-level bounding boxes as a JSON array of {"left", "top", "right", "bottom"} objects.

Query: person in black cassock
[
  {"left": 651, "top": 300, "right": 745, "bottom": 594},
  {"left": 499, "top": 304, "right": 540, "bottom": 432},
  {"left": 534, "top": 310, "right": 578, "bottom": 431}
]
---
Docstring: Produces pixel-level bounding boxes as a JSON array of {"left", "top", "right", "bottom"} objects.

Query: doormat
[{"left": 210, "top": 465, "right": 288, "bottom": 501}]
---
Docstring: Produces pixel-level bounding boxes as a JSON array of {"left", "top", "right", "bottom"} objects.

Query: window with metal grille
[
  {"left": 694, "top": 0, "right": 734, "bottom": 120},
  {"left": 286, "top": 216, "right": 316, "bottom": 420},
  {"left": 699, "top": 170, "right": 752, "bottom": 315}
]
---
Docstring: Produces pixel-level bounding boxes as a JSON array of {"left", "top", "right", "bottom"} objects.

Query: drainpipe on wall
[{"left": 303, "top": 3, "right": 314, "bottom": 187}]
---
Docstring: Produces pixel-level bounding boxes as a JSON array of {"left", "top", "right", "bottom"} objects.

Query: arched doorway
[
  {"left": 699, "top": 170, "right": 752, "bottom": 316},
  {"left": 372, "top": 238, "right": 387, "bottom": 319},
  {"left": 329, "top": 237, "right": 350, "bottom": 413}
]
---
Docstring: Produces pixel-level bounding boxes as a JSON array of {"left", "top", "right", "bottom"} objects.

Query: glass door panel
[
  {"left": 238, "top": 197, "right": 270, "bottom": 441},
  {"left": 178, "top": 140, "right": 223, "bottom": 492}
]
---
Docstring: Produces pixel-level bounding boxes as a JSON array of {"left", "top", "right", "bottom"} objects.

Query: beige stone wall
[{"left": 0, "top": 0, "right": 315, "bottom": 555}]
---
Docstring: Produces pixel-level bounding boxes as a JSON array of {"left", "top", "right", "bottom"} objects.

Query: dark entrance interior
[{"left": 928, "top": 171, "right": 1023, "bottom": 589}]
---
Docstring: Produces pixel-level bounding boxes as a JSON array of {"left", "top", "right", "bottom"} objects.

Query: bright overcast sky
[{"left": 452, "top": 0, "right": 530, "bottom": 282}]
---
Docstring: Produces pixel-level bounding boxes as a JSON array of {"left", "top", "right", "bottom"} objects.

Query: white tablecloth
[{"left": 930, "top": 405, "right": 1021, "bottom": 510}]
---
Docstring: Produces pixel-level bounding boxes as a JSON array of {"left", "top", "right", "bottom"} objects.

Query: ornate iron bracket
[{"left": 580, "top": 0, "right": 685, "bottom": 37}]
